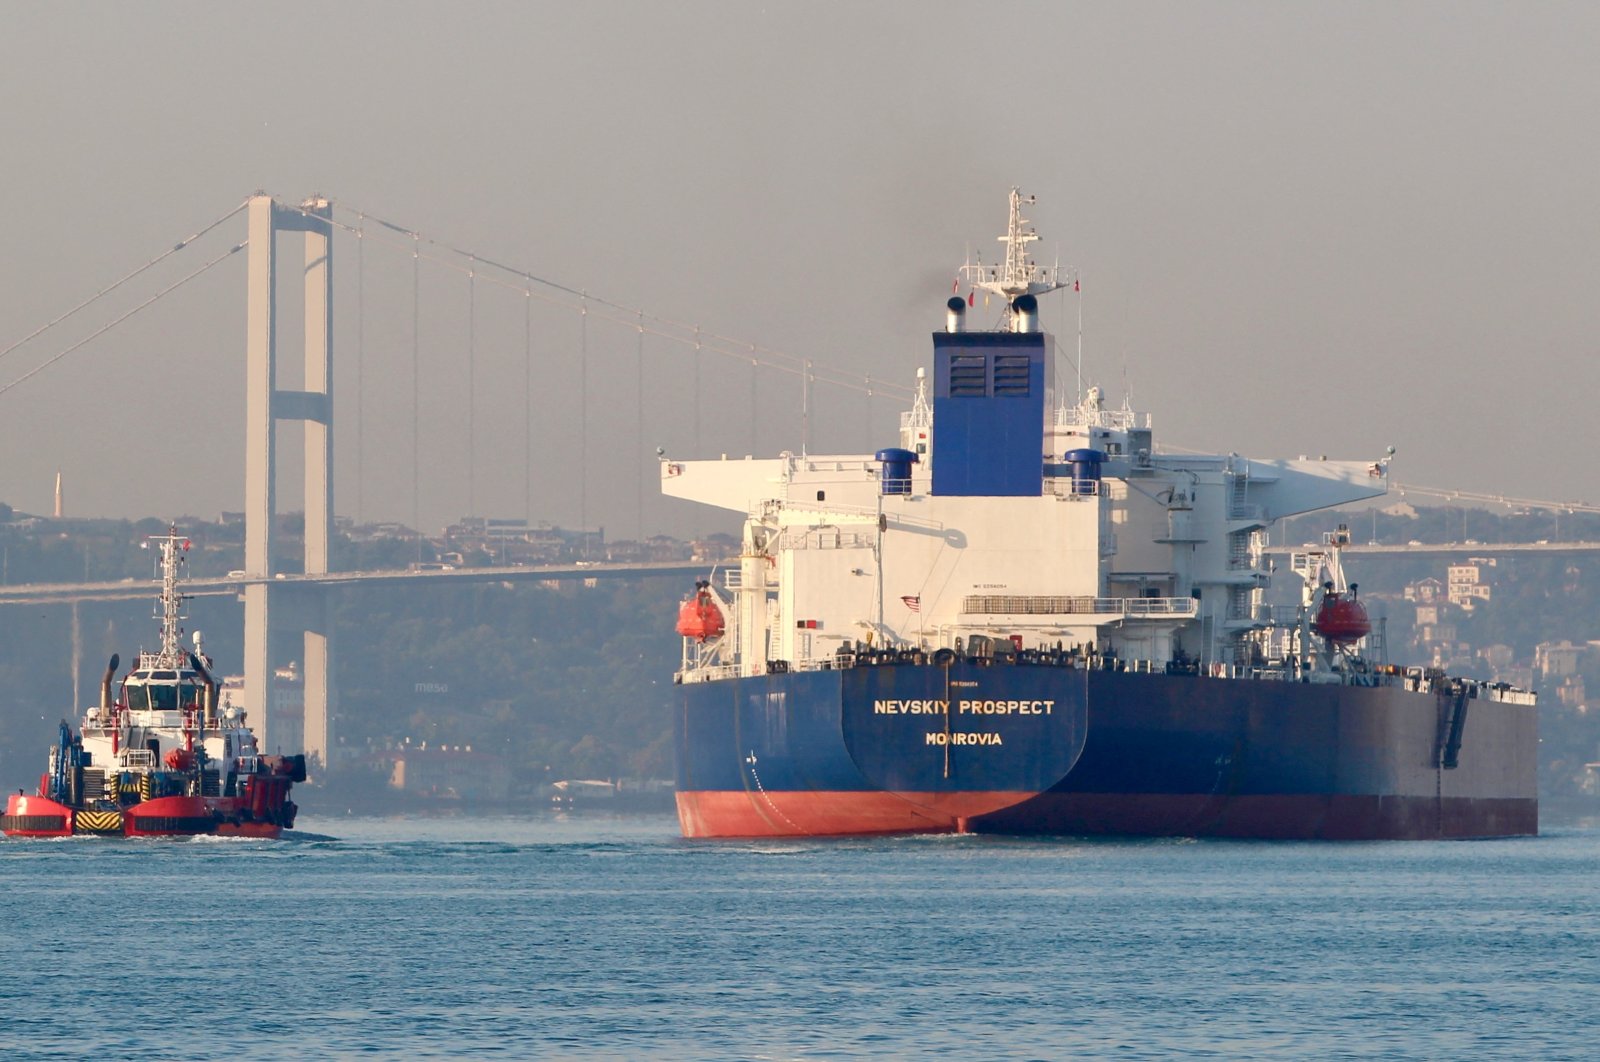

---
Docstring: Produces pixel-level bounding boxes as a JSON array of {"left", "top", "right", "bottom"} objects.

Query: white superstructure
[{"left": 664, "top": 191, "right": 1392, "bottom": 682}]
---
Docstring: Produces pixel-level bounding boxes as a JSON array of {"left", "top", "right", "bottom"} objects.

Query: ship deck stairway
[{"left": 1435, "top": 685, "right": 1471, "bottom": 770}]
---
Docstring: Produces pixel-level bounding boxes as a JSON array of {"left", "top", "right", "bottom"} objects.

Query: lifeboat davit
[
  {"left": 1313, "top": 591, "right": 1371, "bottom": 645},
  {"left": 676, "top": 586, "right": 725, "bottom": 642}
]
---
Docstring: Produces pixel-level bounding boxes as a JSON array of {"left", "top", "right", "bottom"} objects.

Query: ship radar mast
[
  {"left": 149, "top": 526, "right": 191, "bottom": 668},
  {"left": 960, "top": 187, "right": 1068, "bottom": 301}
]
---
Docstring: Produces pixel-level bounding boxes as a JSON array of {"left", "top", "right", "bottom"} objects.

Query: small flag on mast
[
  {"left": 901, "top": 595, "right": 920, "bottom": 612},
  {"left": 1074, "top": 277, "right": 1080, "bottom": 292}
]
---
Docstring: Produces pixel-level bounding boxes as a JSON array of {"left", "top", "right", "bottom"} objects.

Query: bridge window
[
  {"left": 149, "top": 685, "right": 178, "bottom": 711},
  {"left": 127, "top": 685, "right": 149, "bottom": 710}
]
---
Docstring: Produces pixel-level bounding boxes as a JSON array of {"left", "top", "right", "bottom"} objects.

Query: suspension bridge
[
  {"left": 3, "top": 193, "right": 1599, "bottom": 770},
  {"left": 0, "top": 192, "right": 920, "bottom": 769}
]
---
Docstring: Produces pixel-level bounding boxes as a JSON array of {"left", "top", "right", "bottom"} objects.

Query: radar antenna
[{"left": 961, "top": 188, "right": 1068, "bottom": 301}]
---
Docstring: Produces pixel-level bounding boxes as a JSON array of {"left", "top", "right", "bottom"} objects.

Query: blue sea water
[{"left": 2, "top": 815, "right": 1597, "bottom": 1061}]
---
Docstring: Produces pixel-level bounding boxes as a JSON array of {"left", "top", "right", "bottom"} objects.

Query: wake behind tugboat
[
  {"left": 664, "top": 189, "right": 1537, "bottom": 840},
  {"left": 2, "top": 527, "right": 305, "bottom": 839}
]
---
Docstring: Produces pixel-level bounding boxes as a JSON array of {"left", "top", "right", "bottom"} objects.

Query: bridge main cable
[
  {"left": 0, "top": 200, "right": 248, "bottom": 368},
  {"left": 0, "top": 239, "right": 248, "bottom": 398},
  {"left": 275, "top": 197, "right": 913, "bottom": 402}
]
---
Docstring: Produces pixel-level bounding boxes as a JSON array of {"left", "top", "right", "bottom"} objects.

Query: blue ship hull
[{"left": 674, "top": 663, "right": 1537, "bottom": 839}]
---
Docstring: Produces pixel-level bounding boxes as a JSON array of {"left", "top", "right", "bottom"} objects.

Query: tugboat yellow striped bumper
[{"left": 72, "top": 810, "right": 124, "bottom": 835}]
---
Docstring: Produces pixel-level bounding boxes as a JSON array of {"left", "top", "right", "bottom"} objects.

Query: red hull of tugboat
[
  {"left": 3, "top": 792, "right": 292, "bottom": 839},
  {"left": 122, "top": 795, "right": 218, "bottom": 837},
  {"left": 0, "top": 794, "right": 74, "bottom": 837},
  {"left": 213, "top": 819, "right": 284, "bottom": 839}
]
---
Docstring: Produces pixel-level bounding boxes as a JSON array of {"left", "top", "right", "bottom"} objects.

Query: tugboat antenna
[{"left": 151, "top": 526, "right": 189, "bottom": 668}]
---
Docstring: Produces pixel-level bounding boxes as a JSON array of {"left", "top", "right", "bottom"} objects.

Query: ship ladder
[{"left": 1433, "top": 685, "right": 1471, "bottom": 771}]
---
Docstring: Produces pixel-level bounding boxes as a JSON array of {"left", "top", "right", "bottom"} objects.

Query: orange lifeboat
[
  {"left": 676, "top": 584, "right": 725, "bottom": 642},
  {"left": 1312, "top": 587, "right": 1371, "bottom": 645},
  {"left": 164, "top": 747, "right": 195, "bottom": 771}
]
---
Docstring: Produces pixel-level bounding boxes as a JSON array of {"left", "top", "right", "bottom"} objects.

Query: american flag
[{"left": 900, "top": 595, "right": 920, "bottom": 612}]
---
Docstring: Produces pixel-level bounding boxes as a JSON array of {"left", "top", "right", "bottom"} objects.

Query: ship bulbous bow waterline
[{"left": 662, "top": 188, "right": 1536, "bottom": 841}]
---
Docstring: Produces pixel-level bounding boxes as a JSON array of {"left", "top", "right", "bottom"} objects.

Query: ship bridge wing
[
  {"left": 660, "top": 457, "right": 792, "bottom": 513},
  {"left": 661, "top": 454, "right": 884, "bottom": 514},
  {"left": 1238, "top": 458, "right": 1388, "bottom": 520}
]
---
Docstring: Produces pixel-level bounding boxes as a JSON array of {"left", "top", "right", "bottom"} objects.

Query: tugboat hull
[
  {"left": 3, "top": 791, "right": 292, "bottom": 839},
  {"left": 0, "top": 795, "right": 74, "bottom": 838}
]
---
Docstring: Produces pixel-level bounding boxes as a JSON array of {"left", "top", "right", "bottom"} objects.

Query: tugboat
[{"left": 1, "top": 528, "right": 305, "bottom": 839}]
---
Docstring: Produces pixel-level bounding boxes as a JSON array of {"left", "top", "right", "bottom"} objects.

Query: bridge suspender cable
[
  {"left": 280, "top": 197, "right": 913, "bottom": 403},
  {"left": 579, "top": 293, "right": 589, "bottom": 550},
  {"left": 412, "top": 231, "right": 422, "bottom": 552},
  {"left": 356, "top": 212, "right": 366, "bottom": 525},
  {"left": 636, "top": 310, "right": 645, "bottom": 542},
  {"left": 468, "top": 254, "right": 477, "bottom": 519},
  {"left": 524, "top": 277, "right": 534, "bottom": 526}
]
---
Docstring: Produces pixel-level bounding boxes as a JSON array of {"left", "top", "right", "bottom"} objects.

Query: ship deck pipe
[
  {"left": 1011, "top": 293, "right": 1039, "bottom": 333},
  {"left": 99, "top": 653, "right": 120, "bottom": 711},
  {"left": 945, "top": 296, "right": 966, "bottom": 333}
]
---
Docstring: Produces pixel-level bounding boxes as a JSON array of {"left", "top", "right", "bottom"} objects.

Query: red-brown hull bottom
[
  {"left": 677, "top": 789, "right": 1539, "bottom": 840},
  {"left": 676, "top": 789, "right": 1039, "bottom": 838},
  {"left": 971, "top": 791, "right": 1539, "bottom": 840}
]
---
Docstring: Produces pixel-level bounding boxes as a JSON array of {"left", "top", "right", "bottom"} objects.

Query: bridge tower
[{"left": 244, "top": 193, "right": 335, "bottom": 769}]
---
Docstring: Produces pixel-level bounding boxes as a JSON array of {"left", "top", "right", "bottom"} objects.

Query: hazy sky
[{"left": 1, "top": 2, "right": 1596, "bottom": 540}]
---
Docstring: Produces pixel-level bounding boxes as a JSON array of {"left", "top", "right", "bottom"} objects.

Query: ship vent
[
  {"left": 949, "top": 354, "right": 987, "bottom": 396},
  {"left": 965, "top": 595, "right": 1095, "bottom": 614},
  {"left": 964, "top": 595, "right": 1198, "bottom": 617},
  {"left": 992, "top": 354, "right": 1031, "bottom": 396}
]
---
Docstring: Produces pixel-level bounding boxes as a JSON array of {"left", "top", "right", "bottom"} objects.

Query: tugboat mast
[{"left": 150, "top": 527, "right": 190, "bottom": 668}]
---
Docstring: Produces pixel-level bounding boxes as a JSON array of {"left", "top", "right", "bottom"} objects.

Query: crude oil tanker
[{"left": 662, "top": 189, "right": 1536, "bottom": 840}]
